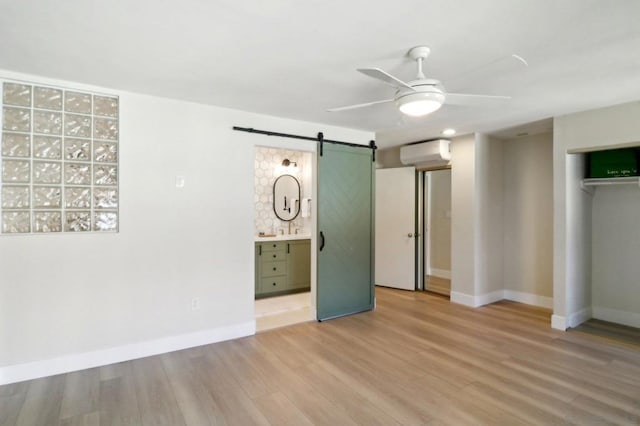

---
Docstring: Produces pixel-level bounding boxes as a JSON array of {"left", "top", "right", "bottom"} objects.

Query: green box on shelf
[{"left": 588, "top": 148, "right": 639, "bottom": 178}]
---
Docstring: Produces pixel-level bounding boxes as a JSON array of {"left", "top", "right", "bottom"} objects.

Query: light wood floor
[
  {"left": 425, "top": 275, "right": 451, "bottom": 296},
  {"left": 573, "top": 318, "right": 640, "bottom": 347},
  {"left": 3, "top": 287, "right": 640, "bottom": 425},
  {"left": 255, "top": 292, "right": 311, "bottom": 332}
]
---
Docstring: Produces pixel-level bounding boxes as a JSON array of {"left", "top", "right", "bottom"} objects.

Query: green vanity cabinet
[
  {"left": 287, "top": 239, "right": 311, "bottom": 289},
  {"left": 255, "top": 239, "right": 310, "bottom": 298}
]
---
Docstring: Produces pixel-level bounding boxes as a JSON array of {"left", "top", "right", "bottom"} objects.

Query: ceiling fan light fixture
[
  {"left": 329, "top": 46, "right": 510, "bottom": 117},
  {"left": 396, "top": 92, "right": 445, "bottom": 117}
]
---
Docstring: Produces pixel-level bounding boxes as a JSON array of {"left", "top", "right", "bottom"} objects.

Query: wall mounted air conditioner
[{"left": 400, "top": 139, "right": 451, "bottom": 168}]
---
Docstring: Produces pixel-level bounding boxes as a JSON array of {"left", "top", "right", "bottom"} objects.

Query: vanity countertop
[{"left": 255, "top": 234, "right": 311, "bottom": 242}]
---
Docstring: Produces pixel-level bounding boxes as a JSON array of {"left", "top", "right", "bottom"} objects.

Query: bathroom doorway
[{"left": 253, "top": 146, "right": 314, "bottom": 331}]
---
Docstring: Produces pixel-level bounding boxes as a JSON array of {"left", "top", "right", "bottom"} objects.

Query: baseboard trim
[
  {"left": 429, "top": 268, "right": 451, "bottom": 280},
  {"left": 567, "top": 307, "right": 592, "bottom": 328},
  {"left": 451, "top": 289, "right": 553, "bottom": 310},
  {"left": 450, "top": 291, "right": 475, "bottom": 307},
  {"left": 503, "top": 290, "right": 553, "bottom": 309},
  {"left": 551, "top": 314, "right": 567, "bottom": 330},
  {"left": 450, "top": 290, "right": 503, "bottom": 308},
  {"left": 476, "top": 290, "right": 505, "bottom": 307},
  {"left": 593, "top": 306, "right": 640, "bottom": 328},
  {"left": 0, "top": 321, "right": 256, "bottom": 385}
]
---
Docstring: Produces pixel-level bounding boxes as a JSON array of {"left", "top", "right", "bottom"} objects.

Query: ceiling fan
[{"left": 328, "top": 46, "right": 510, "bottom": 117}]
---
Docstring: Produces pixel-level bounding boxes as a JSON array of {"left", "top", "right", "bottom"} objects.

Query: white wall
[
  {"left": 451, "top": 133, "right": 504, "bottom": 306},
  {"left": 563, "top": 153, "right": 592, "bottom": 326},
  {"left": 0, "top": 69, "right": 373, "bottom": 384},
  {"left": 450, "top": 134, "right": 476, "bottom": 302},
  {"left": 502, "top": 133, "right": 553, "bottom": 306},
  {"left": 553, "top": 100, "right": 640, "bottom": 330},
  {"left": 375, "top": 146, "right": 403, "bottom": 169},
  {"left": 451, "top": 133, "right": 506, "bottom": 306},
  {"left": 592, "top": 185, "right": 640, "bottom": 327},
  {"left": 474, "top": 134, "right": 504, "bottom": 299},
  {"left": 452, "top": 132, "right": 555, "bottom": 309}
]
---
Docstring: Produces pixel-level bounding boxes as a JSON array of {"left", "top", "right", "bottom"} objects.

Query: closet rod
[{"left": 582, "top": 177, "right": 640, "bottom": 186}]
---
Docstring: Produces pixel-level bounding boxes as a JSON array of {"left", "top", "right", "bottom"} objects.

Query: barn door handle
[{"left": 320, "top": 231, "right": 325, "bottom": 251}]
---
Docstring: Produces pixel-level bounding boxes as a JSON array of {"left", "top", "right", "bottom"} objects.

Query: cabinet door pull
[
  {"left": 287, "top": 243, "right": 290, "bottom": 254},
  {"left": 273, "top": 267, "right": 276, "bottom": 271},
  {"left": 272, "top": 282, "right": 277, "bottom": 286},
  {"left": 259, "top": 245, "right": 262, "bottom": 256},
  {"left": 273, "top": 254, "right": 276, "bottom": 258},
  {"left": 320, "top": 231, "right": 325, "bottom": 251}
]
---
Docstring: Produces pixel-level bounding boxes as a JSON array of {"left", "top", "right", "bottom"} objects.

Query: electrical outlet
[{"left": 191, "top": 297, "right": 200, "bottom": 311}]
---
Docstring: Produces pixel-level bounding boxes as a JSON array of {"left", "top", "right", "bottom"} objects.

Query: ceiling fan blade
[
  {"left": 327, "top": 98, "right": 394, "bottom": 112},
  {"left": 357, "top": 68, "right": 416, "bottom": 91},
  {"left": 445, "top": 93, "right": 510, "bottom": 106}
]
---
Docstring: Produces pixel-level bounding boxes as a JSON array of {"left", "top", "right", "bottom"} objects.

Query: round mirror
[{"left": 273, "top": 174, "right": 301, "bottom": 221}]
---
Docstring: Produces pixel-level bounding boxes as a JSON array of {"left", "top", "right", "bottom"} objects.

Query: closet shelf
[
  {"left": 581, "top": 176, "right": 640, "bottom": 194},
  {"left": 582, "top": 176, "right": 640, "bottom": 186}
]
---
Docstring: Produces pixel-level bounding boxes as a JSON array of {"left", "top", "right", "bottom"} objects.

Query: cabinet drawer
[
  {"left": 261, "top": 276, "right": 288, "bottom": 294},
  {"left": 261, "top": 242, "right": 287, "bottom": 252},
  {"left": 262, "top": 261, "right": 287, "bottom": 277},
  {"left": 262, "top": 250, "right": 286, "bottom": 262}
]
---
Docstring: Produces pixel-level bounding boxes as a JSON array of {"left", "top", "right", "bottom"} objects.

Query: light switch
[{"left": 175, "top": 175, "right": 185, "bottom": 188}]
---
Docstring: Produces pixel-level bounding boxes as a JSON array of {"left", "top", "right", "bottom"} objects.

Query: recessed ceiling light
[{"left": 441, "top": 128, "right": 456, "bottom": 136}]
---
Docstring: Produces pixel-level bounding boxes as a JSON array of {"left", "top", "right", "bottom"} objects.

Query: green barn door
[{"left": 317, "top": 143, "right": 375, "bottom": 320}]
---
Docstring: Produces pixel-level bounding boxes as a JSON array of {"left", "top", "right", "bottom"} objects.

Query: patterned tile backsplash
[
  {"left": 0, "top": 80, "right": 119, "bottom": 234},
  {"left": 255, "top": 147, "right": 311, "bottom": 236}
]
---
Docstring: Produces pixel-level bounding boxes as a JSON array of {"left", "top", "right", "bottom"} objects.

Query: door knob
[{"left": 407, "top": 233, "right": 413, "bottom": 238}]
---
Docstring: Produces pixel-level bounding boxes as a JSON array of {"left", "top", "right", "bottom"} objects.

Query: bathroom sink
[{"left": 255, "top": 234, "right": 311, "bottom": 242}]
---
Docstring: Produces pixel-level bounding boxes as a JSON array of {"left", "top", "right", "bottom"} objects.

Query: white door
[{"left": 375, "top": 167, "right": 416, "bottom": 290}]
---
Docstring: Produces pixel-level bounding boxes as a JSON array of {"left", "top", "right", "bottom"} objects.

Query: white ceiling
[{"left": 1, "top": 0, "right": 639, "bottom": 149}]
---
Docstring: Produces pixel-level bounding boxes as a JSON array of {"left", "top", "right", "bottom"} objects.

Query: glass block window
[{"left": 1, "top": 80, "right": 119, "bottom": 234}]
